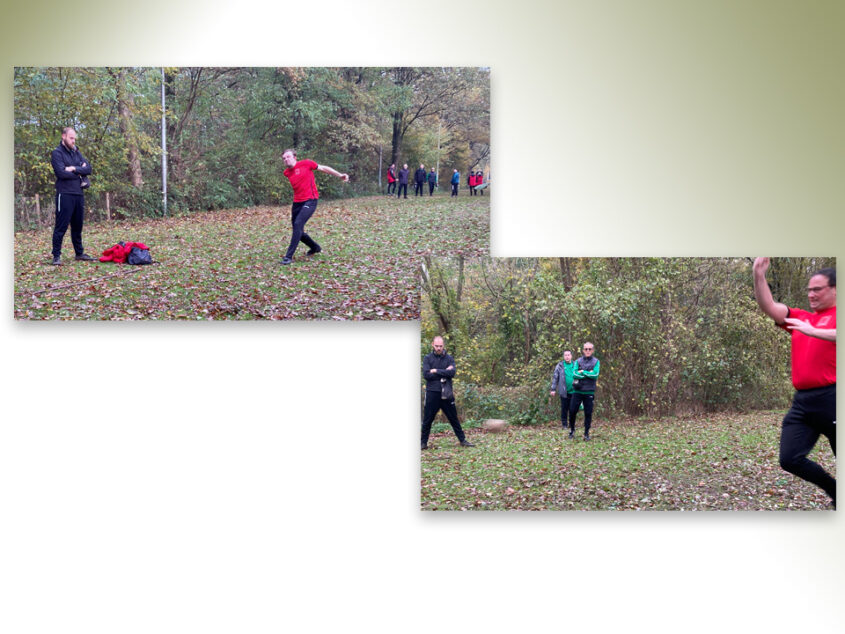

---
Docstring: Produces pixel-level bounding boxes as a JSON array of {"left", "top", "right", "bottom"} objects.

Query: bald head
[{"left": 432, "top": 336, "right": 445, "bottom": 355}]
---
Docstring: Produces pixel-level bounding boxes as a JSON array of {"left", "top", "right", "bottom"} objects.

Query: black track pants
[
  {"left": 780, "top": 384, "right": 836, "bottom": 503},
  {"left": 285, "top": 199, "right": 320, "bottom": 259},
  {"left": 421, "top": 391, "right": 466, "bottom": 445},
  {"left": 569, "top": 392, "right": 595, "bottom": 434},
  {"left": 52, "top": 193, "right": 85, "bottom": 257}
]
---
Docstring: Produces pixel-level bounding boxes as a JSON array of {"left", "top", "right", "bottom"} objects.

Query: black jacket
[
  {"left": 52, "top": 143, "right": 92, "bottom": 195},
  {"left": 398, "top": 168, "right": 409, "bottom": 185},
  {"left": 428, "top": 171, "right": 437, "bottom": 184},
  {"left": 414, "top": 168, "right": 427, "bottom": 184},
  {"left": 422, "top": 351, "right": 456, "bottom": 392}
]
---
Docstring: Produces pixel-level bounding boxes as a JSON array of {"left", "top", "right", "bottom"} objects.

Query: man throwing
[
  {"left": 51, "top": 127, "right": 95, "bottom": 265},
  {"left": 550, "top": 349, "right": 576, "bottom": 431},
  {"left": 753, "top": 258, "right": 836, "bottom": 506},
  {"left": 568, "top": 342, "right": 600, "bottom": 440},
  {"left": 421, "top": 336, "right": 474, "bottom": 450},
  {"left": 280, "top": 149, "right": 348, "bottom": 265}
]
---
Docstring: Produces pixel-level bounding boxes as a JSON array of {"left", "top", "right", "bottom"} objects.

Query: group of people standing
[
  {"left": 386, "top": 163, "right": 486, "bottom": 198},
  {"left": 421, "top": 336, "right": 600, "bottom": 449},
  {"left": 550, "top": 343, "right": 601, "bottom": 440}
]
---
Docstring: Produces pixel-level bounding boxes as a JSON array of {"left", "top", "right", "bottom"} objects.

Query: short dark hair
[{"left": 813, "top": 267, "right": 836, "bottom": 287}]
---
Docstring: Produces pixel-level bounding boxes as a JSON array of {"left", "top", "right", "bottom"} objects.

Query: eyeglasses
[{"left": 807, "top": 286, "right": 831, "bottom": 293}]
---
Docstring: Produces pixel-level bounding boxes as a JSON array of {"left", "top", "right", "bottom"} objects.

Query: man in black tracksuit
[
  {"left": 421, "top": 336, "right": 474, "bottom": 450},
  {"left": 51, "top": 127, "right": 96, "bottom": 265},
  {"left": 568, "top": 342, "right": 601, "bottom": 440},
  {"left": 414, "top": 164, "right": 427, "bottom": 197},
  {"left": 397, "top": 164, "right": 409, "bottom": 199}
]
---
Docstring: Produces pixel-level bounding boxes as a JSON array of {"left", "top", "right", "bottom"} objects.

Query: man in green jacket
[
  {"left": 568, "top": 342, "right": 600, "bottom": 440},
  {"left": 550, "top": 349, "right": 576, "bottom": 430}
]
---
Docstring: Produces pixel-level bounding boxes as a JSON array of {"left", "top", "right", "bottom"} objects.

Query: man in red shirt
[
  {"left": 281, "top": 149, "right": 349, "bottom": 265},
  {"left": 753, "top": 257, "right": 836, "bottom": 506}
]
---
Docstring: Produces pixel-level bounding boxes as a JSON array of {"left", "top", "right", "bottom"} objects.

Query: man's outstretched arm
[
  {"left": 752, "top": 257, "right": 788, "bottom": 324},
  {"left": 317, "top": 164, "right": 349, "bottom": 182}
]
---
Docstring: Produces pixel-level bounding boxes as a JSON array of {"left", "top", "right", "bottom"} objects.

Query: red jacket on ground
[{"left": 99, "top": 242, "right": 149, "bottom": 264}]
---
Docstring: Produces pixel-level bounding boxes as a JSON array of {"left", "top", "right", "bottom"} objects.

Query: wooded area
[
  {"left": 14, "top": 67, "right": 490, "bottom": 227},
  {"left": 420, "top": 257, "right": 834, "bottom": 422}
]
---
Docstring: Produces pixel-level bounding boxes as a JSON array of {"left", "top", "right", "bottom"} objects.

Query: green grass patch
[
  {"left": 15, "top": 195, "right": 489, "bottom": 320},
  {"left": 421, "top": 410, "right": 836, "bottom": 511}
]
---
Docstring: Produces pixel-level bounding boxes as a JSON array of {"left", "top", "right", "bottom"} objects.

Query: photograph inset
[
  {"left": 14, "top": 67, "right": 490, "bottom": 320},
  {"left": 420, "top": 257, "right": 835, "bottom": 511}
]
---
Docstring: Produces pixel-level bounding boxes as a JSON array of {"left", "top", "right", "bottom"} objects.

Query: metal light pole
[{"left": 161, "top": 67, "right": 168, "bottom": 217}]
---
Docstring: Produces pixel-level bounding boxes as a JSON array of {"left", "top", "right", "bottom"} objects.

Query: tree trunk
[
  {"left": 114, "top": 69, "right": 144, "bottom": 187},
  {"left": 391, "top": 111, "right": 403, "bottom": 167}
]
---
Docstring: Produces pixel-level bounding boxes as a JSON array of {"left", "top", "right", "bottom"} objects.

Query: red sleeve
[
  {"left": 778, "top": 306, "right": 808, "bottom": 332},
  {"left": 303, "top": 160, "right": 318, "bottom": 171}
]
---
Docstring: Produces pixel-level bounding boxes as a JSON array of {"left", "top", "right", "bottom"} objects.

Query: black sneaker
[
  {"left": 460, "top": 440, "right": 475, "bottom": 447},
  {"left": 51, "top": 256, "right": 61, "bottom": 266},
  {"left": 584, "top": 434, "right": 591, "bottom": 441},
  {"left": 421, "top": 443, "right": 429, "bottom": 451},
  {"left": 306, "top": 246, "right": 322, "bottom": 256},
  {"left": 568, "top": 431, "right": 574, "bottom": 439},
  {"left": 281, "top": 257, "right": 293, "bottom": 265},
  {"left": 75, "top": 253, "right": 96, "bottom": 261}
]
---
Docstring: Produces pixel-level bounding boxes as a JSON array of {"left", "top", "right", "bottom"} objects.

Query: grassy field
[
  {"left": 14, "top": 194, "right": 489, "bottom": 320},
  {"left": 421, "top": 411, "right": 836, "bottom": 511}
]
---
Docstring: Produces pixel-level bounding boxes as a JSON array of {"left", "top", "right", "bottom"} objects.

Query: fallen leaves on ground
[
  {"left": 14, "top": 195, "right": 489, "bottom": 320},
  {"left": 421, "top": 411, "right": 836, "bottom": 511}
]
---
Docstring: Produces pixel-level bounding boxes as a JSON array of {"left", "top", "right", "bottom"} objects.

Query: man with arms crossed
[
  {"left": 280, "top": 149, "right": 348, "bottom": 265},
  {"left": 421, "top": 336, "right": 474, "bottom": 450},
  {"left": 568, "top": 342, "right": 600, "bottom": 441},
  {"left": 51, "top": 127, "right": 95, "bottom": 265},
  {"left": 753, "top": 258, "right": 836, "bottom": 506}
]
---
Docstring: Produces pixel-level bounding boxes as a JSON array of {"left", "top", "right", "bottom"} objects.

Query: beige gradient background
[{"left": 3, "top": 1, "right": 844, "bottom": 633}]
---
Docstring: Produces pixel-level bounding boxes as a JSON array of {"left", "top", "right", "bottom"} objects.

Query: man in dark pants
[
  {"left": 397, "top": 163, "right": 409, "bottom": 199},
  {"left": 421, "top": 336, "right": 474, "bottom": 450},
  {"left": 753, "top": 257, "right": 836, "bottom": 506},
  {"left": 450, "top": 169, "right": 459, "bottom": 197},
  {"left": 280, "top": 149, "right": 348, "bottom": 265},
  {"left": 568, "top": 342, "right": 600, "bottom": 440},
  {"left": 550, "top": 349, "right": 576, "bottom": 430},
  {"left": 428, "top": 167, "right": 437, "bottom": 195},
  {"left": 51, "top": 127, "right": 95, "bottom": 265},
  {"left": 414, "top": 163, "right": 426, "bottom": 196}
]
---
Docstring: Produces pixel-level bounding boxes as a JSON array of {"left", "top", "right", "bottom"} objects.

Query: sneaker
[
  {"left": 568, "top": 431, "right": 574, "bottom": 439},
  {"left": 459, "top": 440, "right": 475, "bottom": 447},
  {"left": 306, "top": 246, "right": 322, "bottom": 256},
  {"left": 421, "top": 443, "right": 429, "bottom": 451},
  {"left": 51, "top": 256, "right": 61, "bottom": 265},
  {"left": 584, "top": 434, "right": 591, "bottom": 441},
  {"left": 75, "top": 253, "right": 96, "bottom": 261},
  {"left": 281, "top": 257, "right": 293, "bottom": 265}
]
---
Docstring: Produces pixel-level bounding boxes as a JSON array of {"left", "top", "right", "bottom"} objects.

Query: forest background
[
  {"left": 14, "top": 67, "right": 490, "bottom": 227},
  {"left": 420, "top": 256, "right": 835, "bottom": 426}
]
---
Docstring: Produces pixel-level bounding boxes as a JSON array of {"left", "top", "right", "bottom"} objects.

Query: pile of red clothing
[{"left": 99, "top": 242, "right": 149, "bottom": 264}]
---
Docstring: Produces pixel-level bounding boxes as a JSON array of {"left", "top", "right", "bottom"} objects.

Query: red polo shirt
[
  {"left": 779, "top": 306, "right": 836, "bottom": 390},
  {"left": 283, "top": 159, "right": 319, "bottom": 203}
]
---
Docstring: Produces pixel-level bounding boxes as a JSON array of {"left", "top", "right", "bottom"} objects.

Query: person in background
[
  {"left": 386, "top": 163, "right": 396, "bottom": 195},
  {"left": 428, "top": 167, "right": 437, "bottom": 196},
  {"left": 397, "top": 163, "right": 409, "bottom": 199}
]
